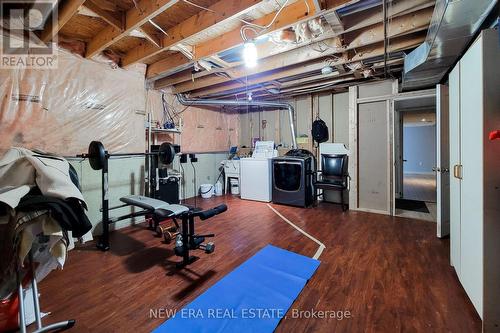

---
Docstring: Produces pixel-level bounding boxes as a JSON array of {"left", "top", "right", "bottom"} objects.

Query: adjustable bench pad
[
  {"left": 120, "top": 195, "right": 172, "bottom": 210},
  {"left": 120, "top": 195, "right": 189, "bottom": 217}
]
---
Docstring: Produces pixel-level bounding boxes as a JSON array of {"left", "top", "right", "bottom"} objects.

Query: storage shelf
[{"left": 147, "top": 127, "right": 181, "bottom": 134}]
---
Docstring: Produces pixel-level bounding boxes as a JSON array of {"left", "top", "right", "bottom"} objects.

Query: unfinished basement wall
[
  {"left": 238, "top": 91, "right": 350, "bottom": 151},
  {"left": 147, "top": 89, "right": 238, "bottom": 199},
  {"left": 147, "top": 89, "right": 239, "bottom": 153},
  {"left": 0, "top": 41, "right": 149, "bottom": 234},
  {"left": 0, "top": 40, "right": 233, "bottom": 235},
  {"left": 0, "top": 50, "right": 146, "bottom": 155}
]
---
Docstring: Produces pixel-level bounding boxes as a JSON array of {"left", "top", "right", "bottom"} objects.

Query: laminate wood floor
[
  {"left": 403, "top": 173, "right": 437, "bottom": 203},
  {"left": 37, "top": 196, "right": 481, "bottom": 332}
]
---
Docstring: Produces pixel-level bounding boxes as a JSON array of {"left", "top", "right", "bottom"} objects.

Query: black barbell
[{"left": 78, "top": 141, "right": 177, "bottom": 170}]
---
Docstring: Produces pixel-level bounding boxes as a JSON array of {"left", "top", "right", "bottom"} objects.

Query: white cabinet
[
  {"left": 239, "top": 158, "right": 272, "bottom": 202},
  {"left": 449, "top": 29, "right": 500, "bottom": 329}
]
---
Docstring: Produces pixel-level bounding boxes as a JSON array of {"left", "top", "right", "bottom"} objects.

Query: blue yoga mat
[{"left": 153, "top": 245, "right": 320, "bottom": 333}]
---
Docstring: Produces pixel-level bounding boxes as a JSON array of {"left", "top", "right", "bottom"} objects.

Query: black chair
[{"left": 314, "top": 154, "right": 349, "bottom": 211}]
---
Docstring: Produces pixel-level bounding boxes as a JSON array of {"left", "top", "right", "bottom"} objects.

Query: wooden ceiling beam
[
  {"left": 280, "top": 57, "right": 404, "bottom": 89},
  {"left": 188, "top": 34, "right": 424, "bottom": 97},
  {"left": 225, "top": 58, "right": 404, "bottom": 98},
  {"left": 342, "top": 0, "right": 434, "bottom": 33},
  {"left": 41, "top": 0, "right": 87, "bottom": 43},
  {"left": 151, "top": 0, "right": 432, "bottom": 85},
  {"left": 83, "top": 0, "right": 123, "bottom": 30},
  {"left": 171, "top": 7, "right": 432, "bottom": 93},
  {"left": 85, "top": 0, "right": 179, "bottom": 58},
  {"left": 146, "top": 0, "right": 320, "bottom": 79},
  {"left": 122, "top": 0, "right": 264, "bottom": 67},
  {"left": 136, "top": 23, "right": 162, "bottom": 48},
  {"left": 184, "top": 56, "right": 347, "bottom": 96},
  {"left": 344, "top": 6, "right": 433, "bottom": 48}
]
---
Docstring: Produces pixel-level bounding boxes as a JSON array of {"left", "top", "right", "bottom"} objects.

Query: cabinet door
[
  {"left": 449, "top": 65, "right": 461, "bottom": 272},
  {"left": 459, "top": 36, "right": 483, "bottom": 318}
]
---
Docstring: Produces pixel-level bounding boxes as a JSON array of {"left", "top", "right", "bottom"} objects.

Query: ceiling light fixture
[
  {"left": 243, "top": 41, "right": 258, "bottom": 68},
  {"left": 321, "top": 66, "right": 333, "bottom": 75}
]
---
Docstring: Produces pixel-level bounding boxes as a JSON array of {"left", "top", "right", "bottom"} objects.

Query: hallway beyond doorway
[{"left": 403, "top": 173, "right": 437, "bottom": 202}]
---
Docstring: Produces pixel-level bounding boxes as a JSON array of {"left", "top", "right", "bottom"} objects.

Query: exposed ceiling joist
[
  {"left": 219, "top": 57, "right": 404, "bottom": 99},
  {"left": 122, "top": 0, "right": 264, "bottom": 67},
  {"left": 151, "top": 0, "right": 432, "bottom": 86},
  {"left": 171, "top": 7, "right": 432, "bottom": 94},
  {"left": 283, "top": 57, "right": 403, "bottom": 88},
  {"left": 209, "top": 56, "right": 232, "bottom": 68},
  {"left": 184, "top": 60, "right": 339, "bottom": 96},
  {"left": 136, "top": 26, "right": 162, "bottom": 48},
  {"left": 188, "top": 33, "right": 425, "bottom": 97},
  {"left": 146, "top": 0, "right": 320, "bottom": 79},
  {"left": 344, "top": 6, "right": 433, "bottom": 48},
  {"left": 83, "top": 0, "right": 123, "bottom": 30},
  {"left": 342, "top": 0, "right": 434, "bottom": 33},
  {"left": 85, "top": 0, "right": 179, "bottom": 58},
  {"left": 41, "top": 0, "right": 87, "bottom": 43}
]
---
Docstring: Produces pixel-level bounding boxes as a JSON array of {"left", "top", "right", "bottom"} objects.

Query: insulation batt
[
  {"left": 146, "top": 89, "right": 240, "bottom": 153},
  {"left": 0, "top": 34, "right": 146, "bottom": 155},
  {"left": 0, "top": 31, "right": 239, "bottom": 156}
]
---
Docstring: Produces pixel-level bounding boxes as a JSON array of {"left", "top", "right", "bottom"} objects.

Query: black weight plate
[
  {"left": 89, "top": 141, "right": 106, "bottom": 170},
  {"left": 159, "top": 142, "right": 175, "bottom": 165}
]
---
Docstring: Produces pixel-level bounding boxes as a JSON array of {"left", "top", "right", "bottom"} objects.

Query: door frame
[
  {"left": 436, "top": 83, "right": 450, "bottom": 237},
  {"left": 391, "top": 89, "right": 436, "bottom": 215},
  {"left": 349, "top": 81, "right": 398, "bottom": 215},
  {"left": 349, "top": 83, "right": 437, "bottom": 216}
]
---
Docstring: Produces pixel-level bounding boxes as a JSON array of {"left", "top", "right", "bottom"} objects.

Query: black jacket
[{"left": 17, "top": 193, "right": 92, "bottom": 238}]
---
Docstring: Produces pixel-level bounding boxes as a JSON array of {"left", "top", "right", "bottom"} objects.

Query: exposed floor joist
[
  {"left": 85, "top": 0, "right": 179, "bottom": 58},
  {"left": 188, "top": 33, "right": 425, "bottom": 97},
  {"left": 34, "top": 0, "right": 437, "bottom": 99},
  {"left": 146, "top": 0, "right": 321, "bottom": 79},
  {"left": 122, "top": 0, "right": 266, "bottom": 67},
  {"left": 152, "top": 0, "right": 433, "bottom": 90},
  {"left": 41, "top": 0, "right": 87, "bottom": 43},
  {"left": 82, "top": 0, "right": 123, "bottom": 31},
  {"left": 168, "top": 7, "right": 432, "bottom": 95}
]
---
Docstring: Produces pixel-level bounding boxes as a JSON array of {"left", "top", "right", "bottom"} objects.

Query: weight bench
[
  {"left": 106, "top": 195, "right": 227, "bottom": 267},
  {"left": 120, "top": 195, "right": 188, "bottom": 228}
]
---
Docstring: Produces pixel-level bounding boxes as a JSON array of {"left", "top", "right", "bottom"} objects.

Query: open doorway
[{"left": 394, "top": 96, "right": 437, "bottom": 221}]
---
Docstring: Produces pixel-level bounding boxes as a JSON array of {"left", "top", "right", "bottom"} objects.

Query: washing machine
[{"left": 272, "top": 149, "right": 316, "bottom": 207}]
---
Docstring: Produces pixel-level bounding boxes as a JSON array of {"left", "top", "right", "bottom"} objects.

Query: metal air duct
[
  {"left": 402, "top": 0, "right": 497, "bottom": 90},
  {"left": 176, "top": 94, "right": 297, "bottom": 149}
]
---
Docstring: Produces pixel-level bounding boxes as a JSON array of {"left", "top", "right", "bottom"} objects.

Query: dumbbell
[
  {"left": 199, "top": 242, "right": 215, "bottom": 254},
  {"left": 156, "top": 225, "right": 179, "bottom": 243},
  {"left": 174, "top": 234, "right": 184, "bottom": 256}
]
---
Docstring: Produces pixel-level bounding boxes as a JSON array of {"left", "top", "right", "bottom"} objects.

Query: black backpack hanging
[{"left": 311, "top": 117, "right": 329, "bottom": 144}]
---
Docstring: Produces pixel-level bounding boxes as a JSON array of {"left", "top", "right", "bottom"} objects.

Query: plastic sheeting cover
[
  {"left": 0, "top": 36, "right": 146, "bottom": 155},
  {"left": 147, "top": 89, "right": 239, "bottom": 153}
]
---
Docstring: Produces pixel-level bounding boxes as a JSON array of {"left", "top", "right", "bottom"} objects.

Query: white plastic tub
[{"left": 200, "top": 184, "right": 214, "bottom": 198}]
